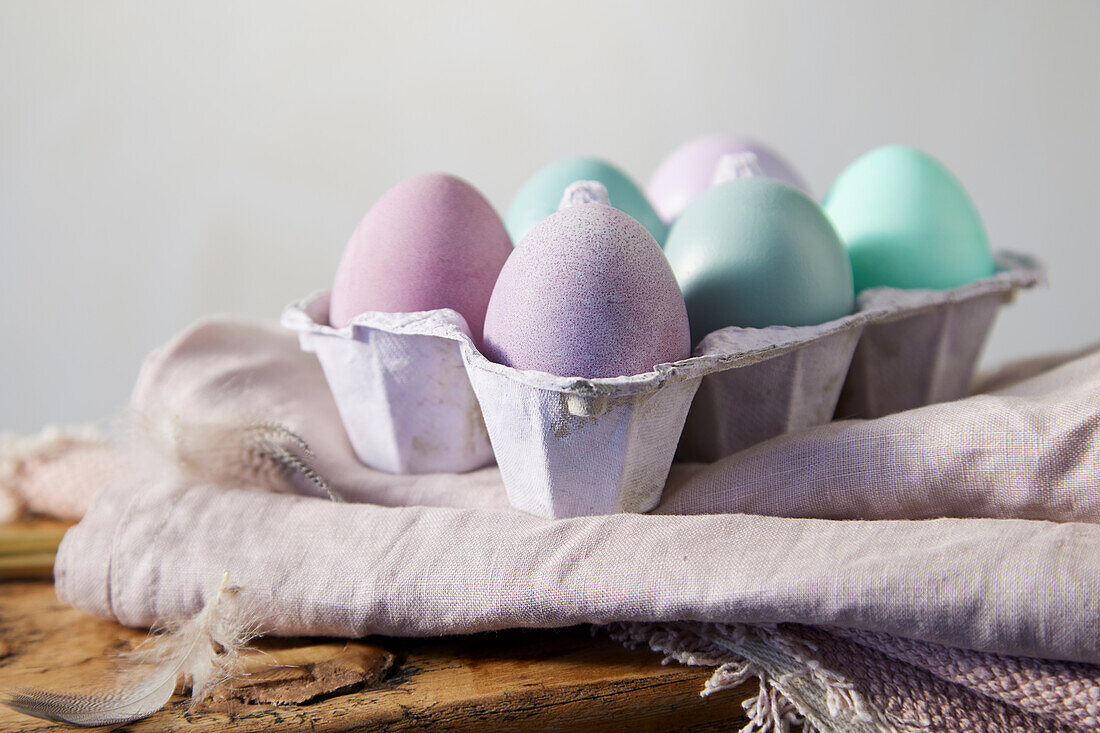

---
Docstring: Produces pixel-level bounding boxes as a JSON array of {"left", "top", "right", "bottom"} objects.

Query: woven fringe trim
[
  {"left": 605, "top": 622, "right": 906, "bottom": 733},
  {"left": 0, "top": 424, "right": 106, "bottom": 522}
]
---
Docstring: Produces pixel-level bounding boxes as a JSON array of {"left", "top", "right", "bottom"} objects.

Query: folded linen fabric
[
  {"left": 34, "top": 317, "right": 1100, "bottom": 730},
  {"left": 55, "top": 473, "right": 1100, "bottom": 663}
]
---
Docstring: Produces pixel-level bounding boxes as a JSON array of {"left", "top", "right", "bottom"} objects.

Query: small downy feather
[
  {"left": 125, "top": 408, "right": 341, "bottom": 501},
  {"left": 2, "top": 572, "right": 257, "bottom": 727}
]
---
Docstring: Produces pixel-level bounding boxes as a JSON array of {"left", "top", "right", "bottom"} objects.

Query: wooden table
[{"left": 0, "top": 521, "right": 753, "bottom": 731}]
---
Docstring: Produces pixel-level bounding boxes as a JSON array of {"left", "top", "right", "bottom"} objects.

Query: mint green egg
[
  {"left": 664, "top": 177, "right": 855, "bottom": 346},
  {"left": 506, "top": 156, "right": 668, "bottom": 246},
  {"left": 823, "top": 145, "right": 995, "bottom": 292}
]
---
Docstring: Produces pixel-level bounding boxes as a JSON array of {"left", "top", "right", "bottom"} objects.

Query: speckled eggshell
[
  {"left": 505, "top": 157, "right": 668, "bottom": 246},
  {"left": 482, "top": 204, "right": 690, "bottom": 379},
  {"left": 647, "top": 133, "right": 810, "bottom": 223},
  {"left": 329, "top": 173, "right": 513, "bottom": 346},
  {"left": 664, "top": 177, "right": 855, "bottom": 346},
  {"left": 823, "top": 145, "right": 995, "bottom": 292}
]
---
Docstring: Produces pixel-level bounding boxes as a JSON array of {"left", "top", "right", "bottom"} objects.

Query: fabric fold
[{"left": 56, "top": 477, "right": 1100, "bottom": 665}]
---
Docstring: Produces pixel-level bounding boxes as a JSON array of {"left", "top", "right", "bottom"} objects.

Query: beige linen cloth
[{"left": 49, "top": 317, "right": 1100, "bottom": 672}]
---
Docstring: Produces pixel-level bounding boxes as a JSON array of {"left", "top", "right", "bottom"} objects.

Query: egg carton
[
  {"left": 836, "top": 251, "right": 1044, "bottom": 419},
  {"left": 282, "top": 251, "right": 1041, "bottom": 519}
]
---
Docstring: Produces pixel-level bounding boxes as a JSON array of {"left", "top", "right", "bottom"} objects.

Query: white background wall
[{"left": 2, "top": 1, "right": 1098, "bottom": 432}]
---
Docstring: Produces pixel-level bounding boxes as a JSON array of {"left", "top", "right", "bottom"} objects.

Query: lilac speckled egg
[
  {"left": 329, "top": 173, "right": 513, "bottom": 346},
  {"left": 647, "top": 134, "right": 810, "bottom": 223},
  {"left": 482, "top": 204, "right": 691, "bottom": 378}
]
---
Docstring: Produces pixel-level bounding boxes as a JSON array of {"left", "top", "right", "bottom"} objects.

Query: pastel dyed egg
[
  {"left": 483, "top": 203, "right": 690, "bottom": 379},
  {"left": 329, "top": 173, "right": 512, "bottom": 346},
  {"left": 664, "top": 177, "right": 855, "bottom": 346},
  {"left": 647, "top": 134, "right": 810, "bottom": 224},
  {"left": 505, "top": 156, "right": 668, "bottom": 246},
  {"left": 823, "top": 145, "right": 995, "bottom": 292}
]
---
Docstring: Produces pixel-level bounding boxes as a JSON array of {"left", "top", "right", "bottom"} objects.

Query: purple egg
[
  {"left": 329, "top": 173, "right": 512, "bottom": 346},
  {"left": 646, "top": 133, "right": 810, "bottom": 223},
  {"left": 482, "top": 204, "right": 690, "bottom": 379}
]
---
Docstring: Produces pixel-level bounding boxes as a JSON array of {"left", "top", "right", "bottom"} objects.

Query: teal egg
[
  {"left": 823, "top": 145, "right": 995, "bottom": 292},
  {"left": 664, "top": 177, "right": 855, "bottom": 346},
  {"left": 505, "top": 156, "right": 668, "bottom": 246}
]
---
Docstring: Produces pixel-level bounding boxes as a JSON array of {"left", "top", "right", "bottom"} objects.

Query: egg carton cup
[
  {"left": 836, "top": 251, "right": 1044, "bottom": 420},
  {"left": 282, "top": 292, "right": 495, "bottom": 474},
  {"left": 676, "top": 313, "right": 869, "bottom": 462},
  {"left": 465, "top": 362, "right": 701, "bottom": 519}
]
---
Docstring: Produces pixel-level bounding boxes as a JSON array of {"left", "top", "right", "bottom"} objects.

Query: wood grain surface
[
  {"left": 0, "top": 519, "right": 68, "bottom": 581},
  {"left": 0, "top": 579, "right": 754, "bottom": 731}
]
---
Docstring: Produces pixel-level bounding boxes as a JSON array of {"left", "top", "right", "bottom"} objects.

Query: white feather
[{"left": 2, "top": 572, "right": 257, "bottom": 727}]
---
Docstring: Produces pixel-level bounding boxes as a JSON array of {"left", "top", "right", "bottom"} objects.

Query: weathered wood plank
[{"left": 0, "top": 581, "right": 752, "bottom": 731}]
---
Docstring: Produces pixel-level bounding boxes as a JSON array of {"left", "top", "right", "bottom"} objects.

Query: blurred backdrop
[{"left": 2, "top": 1, "right": 1098, "bottom": 431}]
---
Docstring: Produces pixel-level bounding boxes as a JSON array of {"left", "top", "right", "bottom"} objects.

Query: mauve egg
[
  {"left": 823, "top": 145, "right": 995, "bottom": 292},
  {"left": 482, "top": 202, "right": 690, "bottom": 379},
  {"left": 329, "top": 173, "right": 512, "bottom": 346},
  {"left": 664, "top": 177, "right": 854, "bottom": 346},
  {"left": 505, "top": 156, "right": 668, "bottom": 247},
  {"left": 647, "top": 134, "right": 810, "bottom": 224}
]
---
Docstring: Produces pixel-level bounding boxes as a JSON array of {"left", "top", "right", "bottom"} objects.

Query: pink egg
[
  {"left": 646, "top": 134, "right": 810, "bottom": 223},
  {"left": 482, "top": 203, "right": 690, "bottom": 379},
  {"left": 329, "top": 173, "right": 512, "bottom": 346}
]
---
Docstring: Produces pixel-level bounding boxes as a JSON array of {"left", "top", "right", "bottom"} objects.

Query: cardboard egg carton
[{"left": 282, "top": 251, "right": 1041, "bottom": 520}]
